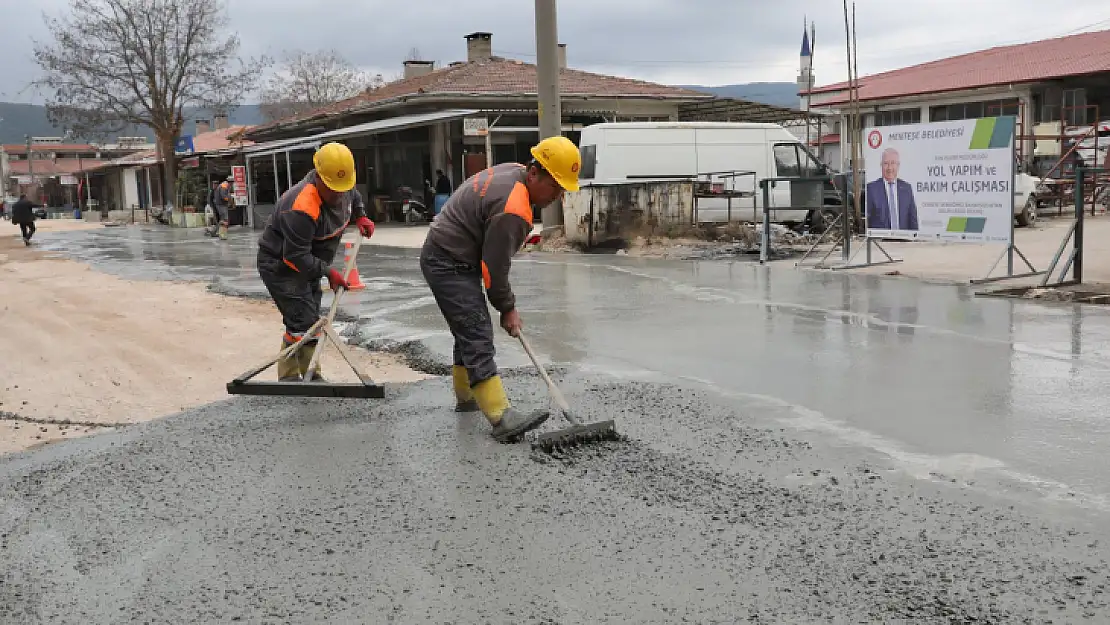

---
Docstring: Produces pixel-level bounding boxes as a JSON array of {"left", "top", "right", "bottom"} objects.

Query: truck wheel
[
  {"left": 1016, "top": 196, "right": 1037, "bottom": 227},
  {"left": 809, "top": 207, "right": 840, "bottom": 232}
]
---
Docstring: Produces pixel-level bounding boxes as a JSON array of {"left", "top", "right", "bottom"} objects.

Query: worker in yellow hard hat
[
  {"left": 256, "top": 141, "right": 376, "bottom": 382},
  {"left": 420, "top": 135, "right": 581, "bottom": 442}
]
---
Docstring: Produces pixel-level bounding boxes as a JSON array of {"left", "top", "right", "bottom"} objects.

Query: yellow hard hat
[
  {"left": 530, "top": 135, "right": 581, "bottom": 192},
  {"left": 313, "top": 142, "right": 356, "bottom": 192}
]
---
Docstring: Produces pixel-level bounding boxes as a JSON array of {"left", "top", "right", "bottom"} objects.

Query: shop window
[
  {"left": 874, "top": 108, "right": 921, "bottom": 127},
  {"left": 931, "top": 98, "right": 1018, "bottom": 122}
]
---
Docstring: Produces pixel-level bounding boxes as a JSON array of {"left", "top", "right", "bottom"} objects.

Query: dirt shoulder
[{"left": 0, "top": 223, "right": 428, "bottom": 456}]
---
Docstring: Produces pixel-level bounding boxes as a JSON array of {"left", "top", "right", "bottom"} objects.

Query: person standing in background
[{"left": 433, "top": 168, "right": 453, "bottom": 217}]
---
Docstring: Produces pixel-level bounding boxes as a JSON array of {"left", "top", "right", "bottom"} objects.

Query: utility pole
[
  {"left": 535, "top": 0, "right": 564, "bottom": 228},
  {"left": 25, "top": 135, "right": 34, "bottom": 203}
]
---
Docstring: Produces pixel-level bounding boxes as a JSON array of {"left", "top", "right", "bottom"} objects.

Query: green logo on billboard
[
  {"left": 969, "top": 117, "right": 1015, "bottom": 150},
  {"left": 946, "top": 217, "right": 987, "bottom": 233}
]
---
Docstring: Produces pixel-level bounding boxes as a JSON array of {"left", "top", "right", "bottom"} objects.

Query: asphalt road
[{"left": 3, "top": 225, "right": 1108, "bottom": 623}]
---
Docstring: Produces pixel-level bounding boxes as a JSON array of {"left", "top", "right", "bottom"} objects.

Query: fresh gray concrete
[{"left": 5, "top": 224, "right": 1110, "bottom": 622}]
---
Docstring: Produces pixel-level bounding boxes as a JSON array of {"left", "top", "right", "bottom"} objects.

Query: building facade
[
  {"left": 242, "top": 31, "right": 805, "bottom": 228},
  {"left": 804, "top": 29, "right": 1110, "bottom": 181},
  {"left": 1, "top": 138, "right": 151, "bottom": 209}
]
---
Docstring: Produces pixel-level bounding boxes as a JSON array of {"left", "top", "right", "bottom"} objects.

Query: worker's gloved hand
[
  {"left": 355, "top": 216, "right": 375, "bottom": 239},
  {"left": 326, "top": 267, "right": 349, "bottom": 292},
  {"left": 500, "top": 308, "right": 523, "bottom": 337}
]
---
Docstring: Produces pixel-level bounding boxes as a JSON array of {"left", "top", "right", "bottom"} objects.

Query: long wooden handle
[
  {"left": 304, "top": 234, "right": 363, "bottom": 381},
  {"left": 517, "top": 330, "right": 575, "bottom": 419}
]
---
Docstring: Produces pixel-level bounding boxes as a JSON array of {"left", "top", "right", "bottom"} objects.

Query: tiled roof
[
  {"left": 190, "top": 125, "right": 253, "bottom": 152},
  {"left": 808, "top": 29, "right": 1110, "bottom": 106},
  {"left": 809, "top": 133, "right": 840, "bottom": 146},
  {"left": 250, "top": 57, "right": 711, "bottom": 135},
  {"left": 8, "top": 159, "right": 103, "bottom": 176},
  {"left": 78, "top": 126, "right": 254, "bottom": 172}
]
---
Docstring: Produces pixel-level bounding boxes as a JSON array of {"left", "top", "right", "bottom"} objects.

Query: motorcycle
[{"left": 397, "top": 185, "right": 431, "bottom": 224}]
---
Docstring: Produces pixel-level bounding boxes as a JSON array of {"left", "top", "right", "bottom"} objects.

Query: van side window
[
  {"left": 580, "top": 144, "right": 597, "bottom": 180},
  {"left": 773, "top": 144, "right": 801, "bottom": 177}
]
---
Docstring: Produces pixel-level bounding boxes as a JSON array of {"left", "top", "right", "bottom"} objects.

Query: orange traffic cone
[{"left": 343, "top": 240, "right": 366, "bottom": 290}]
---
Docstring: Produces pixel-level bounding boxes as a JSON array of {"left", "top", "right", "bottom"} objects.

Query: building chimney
[
  {"left": 195, "top": 119, "right": 210, "bottom": 135},
  {"left": 465, "top": 32, "right": 493, "bottom": 63},
  {"left": 558, "top": 44, "right": 567, "bottom": 70},
  {"left": 214, "top": 114, "right": 229, "bottom": 130},
  {"left": 403, "top": 60, "right": 435, "bottom": 80}
]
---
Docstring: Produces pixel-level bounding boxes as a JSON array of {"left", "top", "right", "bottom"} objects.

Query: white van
[{"left": 576, "top": 121, "right": 832, "bottom": 226}]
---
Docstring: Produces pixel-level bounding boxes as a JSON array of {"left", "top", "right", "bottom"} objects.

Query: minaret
[{"left": 798, "top": 22, "right": 814, "bottom": 111}]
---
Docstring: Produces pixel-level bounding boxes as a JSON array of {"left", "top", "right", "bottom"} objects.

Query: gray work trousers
[
  {"left": 257, "top": 251, "right": 322, "bottom": 341},
  {"left": 419, "top": 241, "right": 498, "bottom": 385}
]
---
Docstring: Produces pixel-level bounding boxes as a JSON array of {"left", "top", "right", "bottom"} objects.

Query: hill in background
[
  {"left": 676, "top": 82, "right": 800, "bottom": 108},
  {"left": 0, "top": 82, "right": 799, "bottom": 143},
  {"left": 0, "top": 103, "right": 266, "bottom": 144}
]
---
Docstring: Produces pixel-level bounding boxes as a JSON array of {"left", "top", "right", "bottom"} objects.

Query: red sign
[
  {"left": 231, "top": 165, "right": 248, "bottom": 204},
  {"left": 867, "top": 130, "right": 883, "bottom": 150}
]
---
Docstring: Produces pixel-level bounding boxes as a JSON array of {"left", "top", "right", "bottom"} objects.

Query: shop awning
[
  {"left": 244, "top": 109, "right": 481, "bottom": 159},
  {"left": 243, "top": 136, "right": 323, "bottom": 159}
]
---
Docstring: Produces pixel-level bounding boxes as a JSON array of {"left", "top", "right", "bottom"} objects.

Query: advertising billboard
[
  {"left": 231, "top": 165, "right": 248, "bottom": 205},
  {"left": 862, "top": 117, "right": 1015, "bottom": 244}
]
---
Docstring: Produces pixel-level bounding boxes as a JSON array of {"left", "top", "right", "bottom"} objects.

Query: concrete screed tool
[
  {"left": 518, "top": 330, "right": 619, "bottom": 452},
  {"left": 225, "top": 234, "right": 385, "bottom": 399}
]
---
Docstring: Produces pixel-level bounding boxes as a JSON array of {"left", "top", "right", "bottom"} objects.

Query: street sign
[
  {"left": 174, "top": 135, "right": 195, "bottom": 155},
  {"left": 231, "top": 165, "right": 248, "bottom": 205},
  {"left": 463, "top": 117, "right": 489, "bottom": 137}
]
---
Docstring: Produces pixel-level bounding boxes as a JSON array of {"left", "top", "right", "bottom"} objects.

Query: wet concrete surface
[
  {"left": 3, "top": 371, "right": 1110, "bottom": 623},
  {"left": 6, "top": 224, "right": 1110, "bottom": 621}
]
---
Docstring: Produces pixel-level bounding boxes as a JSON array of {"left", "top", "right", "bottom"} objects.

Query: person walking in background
[
  {"left": 213, "top": 175, "right": 234, "bottom": 240},
  {"left": 10, "top": 194, "right": 40, "bottom": 246}
]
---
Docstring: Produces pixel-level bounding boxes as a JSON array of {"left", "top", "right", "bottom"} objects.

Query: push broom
[
  {"left": 517, "top": 329, "right": 618, "bottom": 452},
  {"left": 226, "top": 234, "right": 385, "bottom": 399}
]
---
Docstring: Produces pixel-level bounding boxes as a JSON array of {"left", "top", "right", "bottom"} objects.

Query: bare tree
[
  {"left": 260, "top": 49, "right": 384, "bottom": 122},
  {"left": 32, "top": 0, "right": 267, "bottom": 207}
]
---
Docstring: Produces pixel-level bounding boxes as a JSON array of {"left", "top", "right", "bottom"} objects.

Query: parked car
[
  {"left": 1013, "top": 172, "right": 1039, "bottom": 227},
  {"left": 33, "top": 206, "right": 47, "bottom": 220}
]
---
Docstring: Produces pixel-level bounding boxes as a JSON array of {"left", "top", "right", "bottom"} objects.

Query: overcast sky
[{"left": 1, "top": 0, "right": 1108, "bottom": 104}]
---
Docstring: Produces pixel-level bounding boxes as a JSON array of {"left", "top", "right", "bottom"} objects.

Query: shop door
[{"left": 465, "top": 153, "right": 487, "bottom": 179}]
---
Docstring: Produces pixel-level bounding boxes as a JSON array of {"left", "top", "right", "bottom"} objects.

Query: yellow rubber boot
[
  {"left": 218, "top": 223, "right": 228, "bottom": 240},
  {"left": 452, "top": 366, "right": 479, "bottom": 413},
  {"left": 277, "top": 340, "right": 301, "bottom": 382},
  {"left": 472, "top": 376, "right": 549, "bottom": 442},
  {"left": 297, "top": 341, "right": 325, "bottom": 382}
]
